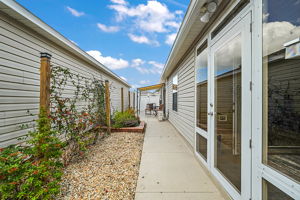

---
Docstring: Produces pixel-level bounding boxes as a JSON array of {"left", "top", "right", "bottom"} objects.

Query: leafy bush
[
  {"left": 112, "top": 109, "right": 139, "bottom": 128},
  {"left": 0, "top": 108, "right": 63, "bottom": 200}
]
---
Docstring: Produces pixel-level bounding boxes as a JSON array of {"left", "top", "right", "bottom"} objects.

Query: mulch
[{"left": 58, "top": 131, "right": 145, "bottom": 200}]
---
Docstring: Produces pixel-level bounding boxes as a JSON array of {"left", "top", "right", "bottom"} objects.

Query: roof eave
[{"left": 160, "top": 0, "right": 206, "bottom": 81}]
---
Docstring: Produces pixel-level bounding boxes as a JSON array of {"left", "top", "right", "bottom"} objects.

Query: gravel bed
[{"left": 58, "top": 132, "right": 144, "bottom": 200}]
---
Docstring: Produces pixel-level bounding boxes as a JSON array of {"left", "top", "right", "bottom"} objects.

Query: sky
[
  {"left": 16, "top": 0, "right": 190, "bottom": 89},
  {"left": 262, "top": 0, "right": 300, "bottom": 56}
]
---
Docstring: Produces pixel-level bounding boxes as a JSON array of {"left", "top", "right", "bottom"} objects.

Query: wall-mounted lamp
[
  {"left": 200, "top": 1, "right": 218, "bottom": 23},
  {"left": 200, "top": 12, "right": 211, "bottom": 23}
]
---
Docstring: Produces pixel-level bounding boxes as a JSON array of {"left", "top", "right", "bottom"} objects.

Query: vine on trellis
[{"left": 50, "top": 66, "right": 106, "bottom": 165}]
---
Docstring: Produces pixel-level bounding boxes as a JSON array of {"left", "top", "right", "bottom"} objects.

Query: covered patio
[
  {"left": 135, "top": 113, "right": 229, "bottom": 200},
  {"left": 136, "top": 83, "right": 165, "bottom": 117}
]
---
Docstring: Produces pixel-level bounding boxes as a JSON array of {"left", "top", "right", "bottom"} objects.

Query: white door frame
[
  {"left": 209, "top": 11, "right": 252, "bottom": 200},
  {"left": 194, "top": 36, "right": 210, "bottom": 169}
]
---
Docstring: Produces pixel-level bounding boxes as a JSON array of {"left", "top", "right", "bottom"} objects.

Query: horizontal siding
[
  {"left": 0, "top": 12, "right": 129, "bottom": 147},
  {"left": 167, "top": 51, "right": 195, "bottom": 146}
]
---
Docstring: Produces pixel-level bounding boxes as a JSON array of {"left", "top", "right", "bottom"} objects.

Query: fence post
[
  {"left": 40, "top": 52, "right": 52, "bottom": 114},
  {"left": 136, "top": 90, "right": 139, "bottom": 117},
  {"left": 133, "top": 92, "right": 135, "bottom": 111},
  {"left": 128, "top": 91, "right": 131, "bottom": 109},
  {"left": 105, "top": 80, "right": 111, "bottom": 134},
  {"left": 121, "top": 87, "right": 124, "bottom": 112}
]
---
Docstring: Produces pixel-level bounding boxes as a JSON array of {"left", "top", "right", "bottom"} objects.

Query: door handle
[{"left": 207, "top": 112, "right": 214, "bottom": 116}]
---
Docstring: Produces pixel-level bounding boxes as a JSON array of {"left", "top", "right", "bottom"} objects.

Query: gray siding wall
[
  {"left": 167, "top": 51, "right": 195, "bottom": 146},
  {"left": 0, "top": 12, "right": 129, "bottom": 147}
]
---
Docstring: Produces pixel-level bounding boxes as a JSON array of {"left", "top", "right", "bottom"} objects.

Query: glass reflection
[
  {"left": 215, "top": 34, "right": 242, "bottom": 192},
  {"left": 172, "top": 75, "right": 178, "bottom": 111},
  {"left": 196, "top": 134, "right": 207, "bottom": 160},
  {"left": 263, "top": 0, "right": 300, "bottom": 183},
  {"left": 263, "top": 180, "right": 294, "bottom": 200},
  {"left": 196, "top": 45, "right": 208, "bottom": 131}
]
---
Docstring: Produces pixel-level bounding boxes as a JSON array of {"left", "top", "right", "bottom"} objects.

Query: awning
[{"left": 137, "top": 83, "right": 164, "bottom": 91}]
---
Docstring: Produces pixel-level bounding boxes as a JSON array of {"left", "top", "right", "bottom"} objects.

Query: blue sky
[{"left": 16, "top": 0, "right": 190, "bottom": 88}]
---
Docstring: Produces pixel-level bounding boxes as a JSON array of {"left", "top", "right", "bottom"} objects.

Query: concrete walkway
[{"left": 135, "top": 114, "right": 227, "bottom": 200}]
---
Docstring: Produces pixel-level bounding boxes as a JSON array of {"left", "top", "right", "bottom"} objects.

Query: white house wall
[
  {"left": 0, "top": 12, "right": 129, "bottom": 147},
  {"left": 167, "top": 51, "right": 195, "bottom": 146}
]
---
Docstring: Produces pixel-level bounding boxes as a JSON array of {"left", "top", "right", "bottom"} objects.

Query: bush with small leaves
[
  {"left": 112, "top": 109, "right": 139, "bottom": 128},
  {"left": 0, "top": 108, "right": 63, "bottom": 200}
]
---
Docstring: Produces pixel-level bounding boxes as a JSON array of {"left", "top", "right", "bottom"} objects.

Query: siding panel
[{"left": 166, "top": 51, "right": 195, "bottom": 146}]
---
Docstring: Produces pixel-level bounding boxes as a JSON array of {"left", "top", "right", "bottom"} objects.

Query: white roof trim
[
  {"left": 0, "top": 0, "right": 131, "bottom": 87},
  {"left": 161, "top": 0, "right": 198, "bottom": 80}
]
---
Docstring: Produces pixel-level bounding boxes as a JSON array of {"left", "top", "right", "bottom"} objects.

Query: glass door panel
[
  {"left": 263, "top": 180, "right": 294, "bottom": 200},
  {"left": 195, "top": 41, "right": 209, "bottom": 161},
  {"left": 214, "top": 34, "right": 242, "bottom": 192},
  {"left": 196, "top": 134, "right": 207, "bottom": 160},
  {"left": 262, "top": 0, "right": 300, "bottom": 184},
  {"left": 196, "top": 43, "right": 208, "bottom": 132}
]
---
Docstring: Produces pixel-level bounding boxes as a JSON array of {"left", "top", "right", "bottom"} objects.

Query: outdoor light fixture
[
  {"left": 200, "top": 1, "right": 218, "bottom": 23},
  {"left": 207, "top": 1, "right": 218, "bottom": 12},
  {"left": 200, "top": 12, "right": 211, "bottom": 23}
]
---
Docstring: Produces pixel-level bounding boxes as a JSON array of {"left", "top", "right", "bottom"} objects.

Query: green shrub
[
  {"left": 0, "top": 108, "right": 63, "bottom": 200},
  {"left": 112, "top": 109, "right": 139, "bottom": 128}
]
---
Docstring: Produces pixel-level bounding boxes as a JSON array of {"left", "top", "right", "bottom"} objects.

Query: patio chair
[{"left": 145, "top": 103, "right": 154, "bottom": 115}]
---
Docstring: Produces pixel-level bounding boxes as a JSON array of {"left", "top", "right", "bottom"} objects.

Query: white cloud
[
  {"left": 97, "top": 23, "right": 120, "bottom": 33},
  {"left": 165, "top": 33, "right": 177, "bottom": 45},
  {"left": 175, "top": 10, "right": 184, "bottom": 15},
  {"left": 132, "top": 58, "right": 145, "bottom": 67},
  {"left": 214, "top": 34, "right": 241, "bottom": 72},
  {"left": 165, "top": 21, "right": 181, "bottom": 29},
  {"left": 163, "top": 0, "right": 187, "bottom": 8},
  {"left": 120, "top": 76, "right": 127, "bottom": 81},
  {"left": 139, "top": 80, "right": 150, "bottom": 84},
  {"left": 131, "top": 59, "right": 164, "bottom": 75},
  {"left": 128, "top": 34, "right": 159, "bottom": 46},
  {"left": 135, "top": 67, "right": 150, "bottom": 74},
  {"left": 131, "top": 84, "right": 141, "bottom": 89},
  {"left": 148, "top": 61, "right": 164, "bottom": 69},
  {"left": 111, "top": 0, "right": 127, "bottom": 5},
  {"left": 87, "top": 50, "right": 129, "bottom": 70},
  {"left": 109, "top": 1, "right": 180, "bottom": 33},
  {"left": 210, "top": 21, "right": 300, "bottom": 74},
  {"left": 128, "top": 34, "right": 150, "bottom": 44},
  {"left": 67, "top": 6, "right": 85, "bottom": 17},
  {"left": 263, "top": 21, "right": 300, "bottom": 56}
]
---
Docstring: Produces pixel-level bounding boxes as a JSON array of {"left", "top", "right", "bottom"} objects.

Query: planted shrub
[
  {"left": 0, "top": 108, "right": 63, "bottom": 200},
  {"left": 112, "top": 109, "right": 139, "bottom": 128}
]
